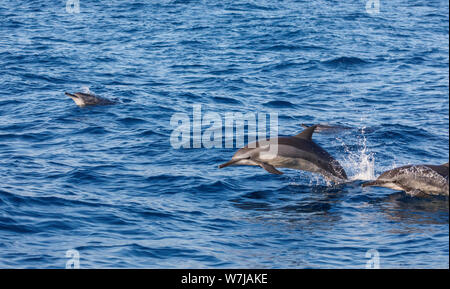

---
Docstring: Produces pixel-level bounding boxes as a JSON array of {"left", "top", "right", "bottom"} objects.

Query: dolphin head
[
  {"left": 65, "top": 92, "right": 87, "bottom": 107},
  {"left": 218, "top": 147, "right": 258, "bottom": 168},
  {"left": 362, "top": 178, "right": 404, "bottom": 191},
  {"left": 362, "top": 167, "right": 405, "bottom": 190}
]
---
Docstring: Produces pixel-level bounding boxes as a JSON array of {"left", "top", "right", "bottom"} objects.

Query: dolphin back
[
  {"left": 276, "top": 137, "right": 348, "bottom": 180},
  {"left": 80, "top": 93, "right": 115, "bottom": 105}
]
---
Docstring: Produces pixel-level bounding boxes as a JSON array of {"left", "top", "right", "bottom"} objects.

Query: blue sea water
[{"left": 0, "top": 0, "right": 448, "bottom": 268}]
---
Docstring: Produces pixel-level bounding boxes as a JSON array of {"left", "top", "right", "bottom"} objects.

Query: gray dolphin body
[
  {"left": 362, "top": 163, "right": 449, "bottom": 196},
  {"left": 218, "top": 125, "right": 347, "bottom": 182},
  {"left": 65, "top": 92, "right": 116, "bottom": 107}
]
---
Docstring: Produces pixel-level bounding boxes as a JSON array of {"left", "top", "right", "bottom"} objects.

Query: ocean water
[{"left": 0, "top": 0, "right": 448, "bottom": 268}]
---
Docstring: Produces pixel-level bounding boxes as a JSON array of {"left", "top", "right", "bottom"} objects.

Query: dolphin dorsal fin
[{"left": 294, "top": 124, "right": 318, "bottom": 140}]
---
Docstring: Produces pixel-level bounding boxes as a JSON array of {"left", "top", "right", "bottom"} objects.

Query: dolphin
[
  {"left": 218, "top": 125, "right": 347, "bottom": 182},
  {"left": 301, "top": 123, "right": 351, "bottom": 133},
  {"left": 65, "top": 92, "right": 116, "bottom": 107},
  {"left": 362, "top": 163, "right": 449, "bottom": 196}
]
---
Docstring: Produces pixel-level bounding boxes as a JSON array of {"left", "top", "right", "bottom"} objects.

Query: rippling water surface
[{"left": 0, "top": 0, "right": 448, "bottom": 268}]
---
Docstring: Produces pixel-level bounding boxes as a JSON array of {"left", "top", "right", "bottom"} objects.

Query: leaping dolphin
[
  {"left": 65, "top": 91, "right": 116, "bottom": 107},
  {"left": 362, "top": 163, "right": 449, "bottom": 196},
  {"left": 218, "top": 125, "right": 347, "bottom": 182}
]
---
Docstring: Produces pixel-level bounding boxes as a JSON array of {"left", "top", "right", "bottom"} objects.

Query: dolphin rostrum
[
  {"left": 65, "top": 91, "right": 116, "bottom": 107},
  {"left": 362, "top": 163, "right": 449, "bottom": 196},
  {"left": 218, "top": 125, "right": 348, "bottom": 182}
]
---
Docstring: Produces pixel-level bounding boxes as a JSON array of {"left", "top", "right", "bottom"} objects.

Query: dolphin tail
[
  {"left": 330, "top": 160, "right": 348, "bottom": 180},
  {"left": 335, "top": 167, "right": 348, "bottom": 180},
  {"left": 321, "top": 159, "right": 348, "bottom": 181}
]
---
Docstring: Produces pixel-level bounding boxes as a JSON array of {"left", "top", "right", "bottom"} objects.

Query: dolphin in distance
[
  {"left": 301, "top": 123, "right": 351, "bottom": 133},
  {"left": 65, "top": 91, "right": 116, "bottom": 107}
]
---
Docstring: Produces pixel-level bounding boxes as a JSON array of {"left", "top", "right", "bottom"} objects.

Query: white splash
[
  {"left": 288, "top": 170, "right": 332, "bottom": 187},
  {"left": 81, "top": 86, "right": 92, "bottom": 94},
  {"left": 338, "top": 126, "right": 376, "bottom": 181}
]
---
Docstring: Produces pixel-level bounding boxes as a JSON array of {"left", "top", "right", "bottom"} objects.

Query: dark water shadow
[
  {"left": 228, "top": 182, "right": 349, "bottom": 229},
  {"left": 371, "top": 191, "right": 449, "bottom": 225}
]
